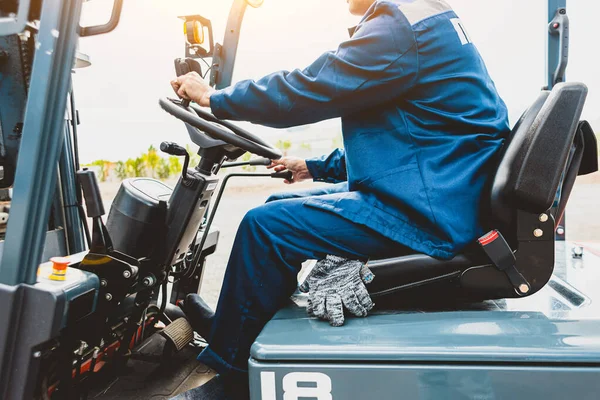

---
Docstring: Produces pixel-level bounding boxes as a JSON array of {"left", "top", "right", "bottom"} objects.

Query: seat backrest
[{"left": 490, "top": 82, "right": 588, "bottom": 232}]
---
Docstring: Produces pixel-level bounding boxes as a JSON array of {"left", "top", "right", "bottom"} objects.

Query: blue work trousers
[{"left": 197, "top": 184, "right": 410, "bottom": 396}]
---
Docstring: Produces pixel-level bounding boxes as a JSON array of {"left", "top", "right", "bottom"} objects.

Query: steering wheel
[{"left": 159, "top": 98, "right": 282, "bottom": 160}]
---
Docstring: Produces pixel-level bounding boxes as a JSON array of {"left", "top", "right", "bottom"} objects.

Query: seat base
[
  {"left": 366, "top": 221, "right": 555, "bottom": 302},
  {"left": 367, "top": 253, "right": 475, "bottom": 299}
]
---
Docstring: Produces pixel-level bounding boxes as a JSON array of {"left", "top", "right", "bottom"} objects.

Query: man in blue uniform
[{"left": 172, "top": 0, "right": 510, "bottom": 398}]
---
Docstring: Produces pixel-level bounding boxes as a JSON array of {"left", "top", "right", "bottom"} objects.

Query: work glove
[{"left": 300, "top": 255, "right": 375, "bottom": 327}]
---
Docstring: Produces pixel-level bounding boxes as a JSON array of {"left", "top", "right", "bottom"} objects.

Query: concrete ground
[{"left": 100, "top": 176, "right": 600, "bottom": 310}]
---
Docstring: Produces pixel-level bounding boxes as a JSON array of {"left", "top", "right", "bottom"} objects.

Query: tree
[
  {"left": 90, "top": 160, "right": 112, "bottom": 182},
  {"left": 331, "top": 133, "right": 344, "bottom": 149},
  {"left": 186, "top": 145, "right": 201, "bottom": 168},
  {"left": 143, "top": 145, "right": 161, "bottom": 178},
  {"left": 299, "top": 142, "right": 312, "bottom": 151},
  {"left": 126, "top": 157, "right": 145, "bottom": 177},
  {"left": 275, "top": 139, "right": 293, "bottom": 156},
  {"left": 157, "top": 158, "right": 171, "bottom": 180},
  {"left": 115, "top": 161, "right": 128, "bottom": 180},
  {"left": 241, "top": 152, "right": 256, "bottom": 172},
  {"left": 168, "top": 156, "right": 182, "bottom": 176}
]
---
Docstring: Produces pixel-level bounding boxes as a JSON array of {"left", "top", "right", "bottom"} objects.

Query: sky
[{"left": 74, "top": 0, "right": 600, "bottom": 163}]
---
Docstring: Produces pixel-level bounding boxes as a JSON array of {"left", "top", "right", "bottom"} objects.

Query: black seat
[{"left": 367, "top": 82, "right": 598, "bottom": 301}]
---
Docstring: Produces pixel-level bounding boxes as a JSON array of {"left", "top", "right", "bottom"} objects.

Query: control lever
[
  {"left": 183, "top": 169, "right": 293, "bottom": 279},
  {"left": 271, "top": 170, "right": 294, "bottom": 181},
  {"left": 221, "top": 157, "right": 272, "bottom": 168},
  {"left": 174, "top": 58, "right": 203, "bottom": 107},
  {"left": 219, "top": 158, "right": 292, "bottom": 180},
  {"left": 161, "top": 142, "right": 190, "bottom": 181}
]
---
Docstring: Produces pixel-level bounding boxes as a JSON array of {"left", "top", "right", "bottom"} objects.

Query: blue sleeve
[
  {"left": 210, "top": 1, "right": 418, "bottom": 128},
  {"left": 305, "top": 148, "right": 347, "bottom": 183}
]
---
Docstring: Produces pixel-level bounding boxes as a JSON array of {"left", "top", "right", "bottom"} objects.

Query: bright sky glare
[{"left": 74, "top": 0, "right": 600, "bottom": 163}]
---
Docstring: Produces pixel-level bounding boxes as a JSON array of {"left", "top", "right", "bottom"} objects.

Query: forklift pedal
[{"left": 161, "top": 317, "right": 194, "bottom": 352}]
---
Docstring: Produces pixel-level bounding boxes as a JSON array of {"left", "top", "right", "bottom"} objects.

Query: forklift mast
[{"left": 0, "top": 0, "right": 122, "bottom": 398}]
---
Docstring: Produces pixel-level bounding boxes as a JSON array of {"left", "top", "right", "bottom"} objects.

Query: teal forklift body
[{"left": 249, "top": 243, "right": 600, "bottom": 399}]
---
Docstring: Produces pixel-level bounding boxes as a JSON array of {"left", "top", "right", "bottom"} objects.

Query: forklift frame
[
  {"left": 0, "top": 0, "right": 575, "bottom": 399},
  {"left": 0, "top": 0, "right": 571, "bottom": 296}
]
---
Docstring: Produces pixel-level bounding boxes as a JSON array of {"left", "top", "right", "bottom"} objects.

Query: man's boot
[{"left": 181, "top": 294, "right": 215, "bottom": 340}]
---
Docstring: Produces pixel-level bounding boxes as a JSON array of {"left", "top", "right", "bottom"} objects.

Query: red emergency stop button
[{"left": 50, "top": 257, "right": 70, "bottom": 281}]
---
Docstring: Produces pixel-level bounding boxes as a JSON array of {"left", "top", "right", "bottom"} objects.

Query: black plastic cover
[
  {"left": 77, "top": 169, "right": 105, "bottom": 218},
  {"left": 512, "top": 83, "right": 587, "bottom": 209},
  {"left": 368, "top": 253, "right": 474, "bottom": 298},
  {"left": 577, "top": 120, "right": 599, "bottom": 176},
  {"left": 106, "top": 178, "right": 171, "bottom": 259}
]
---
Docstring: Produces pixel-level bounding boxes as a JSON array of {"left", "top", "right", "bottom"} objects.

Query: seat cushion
[
  {"left": 491, "top": 83, "right": 587, "bottom": 231},
  {"left": 368, "top": 254, "right": 475, "bottom": 298}
]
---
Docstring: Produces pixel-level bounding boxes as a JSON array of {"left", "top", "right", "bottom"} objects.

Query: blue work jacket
[{"left": 210, "top": 0, "right": 510, "bottom": 259}]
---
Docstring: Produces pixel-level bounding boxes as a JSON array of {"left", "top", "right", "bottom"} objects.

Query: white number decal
[
  {"left": 450, "top": 18, "right": 472, "bottom": 45},
  {"left": 282, "top": 372, "right": 332, "bottom": 400},
  {"left": 260, "top": 372, "right": 277, "bottom": 400},
  {"left": 260, "top": 372, "right": 333, "bottom": 400}
]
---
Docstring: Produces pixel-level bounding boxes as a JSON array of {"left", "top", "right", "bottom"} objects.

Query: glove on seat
[{"left": 300, "top": 255, "right": 375, "bottom": 327}]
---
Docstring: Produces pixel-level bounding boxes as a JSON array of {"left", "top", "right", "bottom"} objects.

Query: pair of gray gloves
[{"left": 299, "top": 255, "right": 375, "bottom": 327}]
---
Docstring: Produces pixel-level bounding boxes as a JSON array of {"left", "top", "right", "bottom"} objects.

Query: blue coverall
[{"left": 198, "top": 0, "right": 510, "bottom": 392}]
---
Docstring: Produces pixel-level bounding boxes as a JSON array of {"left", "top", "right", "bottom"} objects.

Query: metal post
[
  {"left": 0, "top": 34, "right": 29, "bottom": 188},
  {"left": 216, "top": 0, "right": 248, "bottom": 89},
  {"left": 547, "top": 0, "right": 568, "bottom": 240},
  {"left": 58, "top": 87, "right": 87, "bottom": 254},
  {"left": 547, "top": 0, "right": 567, "bottom": 89},
  {"left": 0, "top": 0, "right": 85, "bottom": 285}
]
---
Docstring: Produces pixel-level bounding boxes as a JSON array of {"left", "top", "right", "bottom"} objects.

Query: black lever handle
[
  {"left": 160, "top": 142, "right": 188, "bottom": 157},
  {"left": 221, "top": 157, "right": 272, "bottom": 169},
  {"left": 174, "top": 58, "right": 203, "bottom": 107},
  {"left": 271, "top": 170, "right": 294, "bottom": 181},
  {"left": 161, "top": 142, "right": 190, "bottom": 180},
  {"left": 250, "top": 158, "right": 272, "bottom": 166},
  {"left": 77, "top": 169, "right": 105, "bottom": 218}
]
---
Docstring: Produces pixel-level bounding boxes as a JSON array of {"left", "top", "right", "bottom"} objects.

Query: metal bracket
[
  {"left": 217, "top": 0, "right": 248, "bottom": 89},
  {"left": 548, "top": 7, "right": 569, "bottom": 86},
  {"left": 179, "top": 14, "right": 215, "bottom": 59},
  {"left": 0, "top": 0, "right": 30, "bottom": 36},
  {"left": 79, "top": 0, "right": 123, "bottom": 37},
  {"left": 210, "top": 43, "right": 222, "bottom": 87}
]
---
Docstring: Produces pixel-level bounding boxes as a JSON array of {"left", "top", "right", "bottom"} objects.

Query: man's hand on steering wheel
[
  {"left": 162, "top": 73, "right": 283, "bottom": 160},
  {"left": 170, "top": 72, "right": 215, "bottom": 107},
  {"left": 268, "top": 157, "right": 313, "bottom": 185}
]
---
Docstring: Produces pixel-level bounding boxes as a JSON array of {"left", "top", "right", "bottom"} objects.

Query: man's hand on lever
[
  {"left": 268, "top": 157, "right": 313, "bottom": 185},
  {"left": 170, "top": 72, "right": 215, "bottom": 107}
]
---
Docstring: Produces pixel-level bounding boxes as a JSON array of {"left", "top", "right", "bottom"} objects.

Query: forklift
[{"left": 0, "top": 0, "right": 599, "bottom": 399}]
